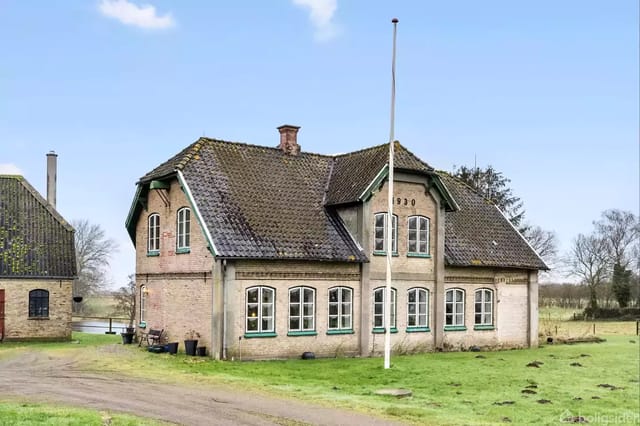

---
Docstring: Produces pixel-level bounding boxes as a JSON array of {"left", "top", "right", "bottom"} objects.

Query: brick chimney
[
  {"left": 277, "top": 125, "right": 301, "bottom": 155},
  {"left": 46, "top": 151, "right": 57, "bottom": 208}
]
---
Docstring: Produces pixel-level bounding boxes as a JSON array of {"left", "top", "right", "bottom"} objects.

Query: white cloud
[
  {"left": 0, "top": 164, "right": 23, "bottom": 175},
  {"left": 98, "top": 0, "right": 175, "bottom": 30},
  {"left": 292, "top": 0, "right": 339, "bottom": 42}
]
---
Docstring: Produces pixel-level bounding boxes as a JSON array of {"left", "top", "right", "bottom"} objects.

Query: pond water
[{"left": 72, "top": 320, "right": 129, "bottom": 334}]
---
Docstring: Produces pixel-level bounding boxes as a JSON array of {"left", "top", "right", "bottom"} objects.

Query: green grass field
[{"left": 2, "top": 309, "right": 639, "bottom": 425}]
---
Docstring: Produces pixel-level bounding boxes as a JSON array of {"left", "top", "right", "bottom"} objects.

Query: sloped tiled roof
[
  {"left": 439, "top": 172, "right": 547, "bottom": 270},
  {"left": 325, "top": 142, "right": 433, "bottom": 205},
  {"left": 0, "top": 176, "right": 76, "bottom": 278}
]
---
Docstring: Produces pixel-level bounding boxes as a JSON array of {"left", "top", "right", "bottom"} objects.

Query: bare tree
[
  {"left": 113, "top": 275, "right": 136, "bottom": 328},
  {"left": 72, "top": 219, "right": 118, "bottom": 302},
  {"left": 566, "top": 233, "right": 609, "bottom": 311},
  {"left": 526, "top": 226, "right": 558, "bottom": 263}
]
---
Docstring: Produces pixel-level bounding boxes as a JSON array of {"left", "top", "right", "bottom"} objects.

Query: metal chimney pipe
[{"left": 46, "top": 151, "right": 57, "bottom": 208}]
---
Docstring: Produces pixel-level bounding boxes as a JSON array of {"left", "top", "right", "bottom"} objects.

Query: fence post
[
  {"left": 636, "top": 320, "right": 639, "bottom": 336},
  {"left": 105, "top": 317, "right": 116, "bottom": 335},
  {"left": 593, "top": 323, "right": 596, "bottom": 335}
]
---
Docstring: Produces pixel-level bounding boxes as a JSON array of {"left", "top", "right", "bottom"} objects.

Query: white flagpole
[{"left": 384, "top": 18, "right": 398, "bottom": 370}]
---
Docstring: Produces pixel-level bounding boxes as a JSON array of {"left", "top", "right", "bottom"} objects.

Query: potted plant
[
  {"left": 184, "top": 330, "right": 200, "bottom": 356},
  {"left": 115, "top": 275, "right": 136, "bottom": 344}
]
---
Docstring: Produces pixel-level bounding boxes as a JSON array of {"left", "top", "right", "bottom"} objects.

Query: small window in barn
[
  {"left": 288, "top": 286, "right": 316, "bottom": 335},
  {"left": 328, "top": 286, "right": 353, "bottom": 333},
  {"left": 407, "top": 216, "right": 430, "bottom": 256},
  {"left": 245, "top": 286, "right": 275, "bottom": 336},
  {"left": 373, "top": 213, "right": 397, "bottom": 254},
  {"left": 176, "top": 207, "right": 191, "bottom": 252},
  {"left": 29, "top": 289, "right": 49, "bottom": 318},
  {"left": 445, "top": 288, "right": 465, "bottom": 330},
  {"left": 147, "top": 213, "right": 160, "bottom": 254},
  {"left": 474, "top": 288, "right": 494, "bottom": 328},
  {"left": 407, "top": 288, "right": 429, "bottom": 331},
  {"left": 373, "top": 287, "right": 397, "bottom": 332}
]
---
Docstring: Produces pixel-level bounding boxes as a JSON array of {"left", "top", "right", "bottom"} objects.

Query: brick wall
[{"left": 0, "top": 278, "right": 72, "bottom": 340}]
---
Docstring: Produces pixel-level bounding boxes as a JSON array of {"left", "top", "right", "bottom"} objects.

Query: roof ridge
[
  {"left": 332, "top": 142, "right": 389, "bottom": 159},
  {"left": 199, "top": 137, "right": 334, "bottom": 159}
]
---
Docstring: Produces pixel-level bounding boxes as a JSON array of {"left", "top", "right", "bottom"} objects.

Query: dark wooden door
[{"left": 0, "top": 289, "right": 5, "bottom": 341}]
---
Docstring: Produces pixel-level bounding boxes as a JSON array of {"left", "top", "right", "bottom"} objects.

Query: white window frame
[
  {"left": 148, "top": 213, "right": 160, "bottom": 252},
  {"left": 245, "top": 286, "right": 275, "bottom": 334},
  {"left": 407, "top": 287, "right": 429, "bottom": 328},
  {"left": 374, "top": 213, "right": 398, "bottom": 253},
  {"left": 139, "top": 285, "right": 147, "bottom": 323},
  {"left": 328, "top": 287, "right": 353, "bottom": 331},
  {"left": 445, "top": 288, "right": 465, "bottom": 327},
  {"left": 373, "top": 287, "right": 397, "bottom": 329},
  {"left": 176, "top": 207, "right": 191, "bottom": 250},
  {"left": 407, "top": 216, "right": 430, "bottom": 255},
  {"left": 474, "top": 288, "right": 494, "bottom": 326},
  {"left": 289, "top": 286, "right": 315, "bottom": 332}
]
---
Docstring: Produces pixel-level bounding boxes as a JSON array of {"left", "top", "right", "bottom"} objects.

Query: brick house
[
  {"left": 125, "top": 125, "right": 546, "bottom": 359},
  {"left": 0, "top": 153, "right": 77, "bottom": 341}
]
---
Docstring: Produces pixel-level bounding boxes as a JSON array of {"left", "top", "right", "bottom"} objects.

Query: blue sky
[{"left": 1, "top": 1, "right": 638, "bottom": 287}]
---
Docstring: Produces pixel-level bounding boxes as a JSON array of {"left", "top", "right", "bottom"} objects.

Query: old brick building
[
  {"left": 0, "top": 154, "right": 76, "bottom": 341},
  {"left": 126, "top": 126, "right": 546, "bottom": 359}
]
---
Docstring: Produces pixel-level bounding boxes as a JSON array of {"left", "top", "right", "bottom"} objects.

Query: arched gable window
[
  {"left": 407, "top": 216, "right": 430, "bottom": 255},
  {"left": 148, "top": 213, "right": 160, "bottom": 253},
  {"left": 374, "top": 213, "right": 398, "bottom": 254},
  {"left": 176, "top": 207, "right": 191, "bottom": 250},
  {"left": 29, "top": 289, "right": 49, "bottom": 318}
]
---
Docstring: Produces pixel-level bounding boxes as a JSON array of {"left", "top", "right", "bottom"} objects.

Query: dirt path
[{"left": 0, "top": 348, "right": 403, "bottom": 426}]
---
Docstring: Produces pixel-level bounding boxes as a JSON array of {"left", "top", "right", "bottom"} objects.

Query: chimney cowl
[{"left": 277, "top": 124, "right": 301, "bottom": 155}]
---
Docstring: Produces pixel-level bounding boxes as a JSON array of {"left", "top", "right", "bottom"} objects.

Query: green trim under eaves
[
  {"left": 359, "top": 165, "right": 389, "bottom": 202},
  {"left": 430, "top": 173, "right": 459, "bottom": 212},
  {"left": 125, "top": 184, "right": 143, "bottom": 244},
  {"left": 150, "top": 180, "right": 170, "bottom": 190},
  {"left": 176, "top": 171, "right": 218, "bottom": 256}
]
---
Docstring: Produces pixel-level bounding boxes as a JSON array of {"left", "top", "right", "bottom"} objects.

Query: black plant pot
[
  {"left": 121, "top": 332, "right": 134, "bottom": 345},
  {"left": 184, "top": 339, "right": 198, "bottom": 356},
  {"left": 196, "top": 346, "right": 207, "bottom": 357},
  {"left": 166, "top": 342, "right": 179, "bottom": 355},
  {"left": 125, "top": 327, "right": 135, "bottom": 334}
]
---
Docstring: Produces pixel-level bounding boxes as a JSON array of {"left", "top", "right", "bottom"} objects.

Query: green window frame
[
  {"left": 407, "top": 216, "right": 430, "bottom": 255},
  {"left": 289, "top": 286, "right": 315, "bottom": 332},
  {"left": 246, "top": 286, "right": 275, "bottom": 334},
  {"left": 176, "top": 207, "right": 191, "bottom": 251},
  {"left": 328, "top": 286, "right": 352, "bottom": 331},
  {"left": 374, "top": 213, "right": 397, "bottom": 254}
]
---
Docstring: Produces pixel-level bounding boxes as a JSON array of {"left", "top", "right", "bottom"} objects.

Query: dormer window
[
  {"left": 176, "top": 207, "right": 191, "bottom": 253},
  {"left": 374, "top": 212, "right": 397, "bottom": 255},
  {"left": 147, "top": 213, "right": 160, "bottom": 255}
]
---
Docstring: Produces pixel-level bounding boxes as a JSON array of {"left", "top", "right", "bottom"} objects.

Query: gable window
[
  {"left": 373, "top": 287, "right": 397, "bottom": 332},
  {"left": 148, "top": 213, "right": 160, "bottom": 254},
  {"left": 407, "top": 288, "right": 429, "bottom": 331},
  {"left": 328, "top": 287, "right": 353, "bottom": 333},
  {"left": 408, "top": 216, "right": 430, "bottom": 256},
  {"left": 29, "top": 289, "right": 49, "bottom": 318},
  {"left": 445, "top": 288, "right": 465, "bottom": 330},
  {"left": 474, "top": 288, "right": 494, "bottom": 329},
  {"left": 288, "top": 286, "right": 316, "bottom": 335},
  {"left": 176, "top": 207, "right": 191, "bottom": 252},
  {"left": 140, "top": 285, "right": 147, "bottom": 323},
  {"left": 245, "top": 286, "right": 275, "bottom": 336},
  {"left": 374, "top": 213, "right": 397, "bottom": 254}
]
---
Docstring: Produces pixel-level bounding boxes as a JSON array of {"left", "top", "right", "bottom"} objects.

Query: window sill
[
  {"left": 138, "top": 322, "right": 147, "bottom": 329},
  {"left": 326, "top": 329, "right": 355, "bottom": 335},
  {"left": 444, "top": 326, "right": 467, "bottom": 332},
  {"left": 372, "top": 327, "right": 398, "bottom": 334},
  {"left": 244, "top": 332, "right": 277, "bottom": 338},
  {"left": 474, "top": 325, "right": 495, "bottom": 331},
  {"left": 28, "top": 317, "right": 49, "bottom": 320},
  {"left": 372, "top": 251, "right": 399, "bottom": 257},
  {"left": 287, "top": 331, "right": 318, "bottom": 337},
  {"left": 147, "top": 251, "right": 160, "bottom": 257},
  {"left": 406, "top": 327, "right": 430, "bottom": 333},
  {"left": 407, "top": 253, "right": 431, "bottom": 258},
  {"left": 175, "top": 247, "right": 191, "bottom": 254}
]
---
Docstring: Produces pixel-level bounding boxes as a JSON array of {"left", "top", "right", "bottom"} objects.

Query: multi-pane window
[
  {"left": 445, "top": 288, "right": 465, "bottom": 327},
  {"left": 148, "top": 213, "right": 160, "bottom": 252},
  {"left": 246, "top": 287, "right": 275, "bottom": 333},
  {"left": 139, "top": 285, "right": 147, "bottom": 323},
  {"left": 28, "top": 289, "right": 49, "bottom": 318},
  {"left": 407, "top": 288, "right": 429, "bottom": 328},
  {"left": 408, "top": 216, "right": 430, "bottom": 254},
  {"left": 373, "top": 287, "right": 397, "bottom": 329},
  {"left": 176, "top": 207, "right": 191, "bottom": 250},
  {"left": 374, "top": 213, "right": 397, "bottom": 253},
  {"left": 289, "top": 287, "right": 315, "bottom": 332},
  {"left": 475, "top": 289, "right": 493, "bottom": 326},
  {"left": 328, "top": 287, "right": 352, "bottom": 330}
]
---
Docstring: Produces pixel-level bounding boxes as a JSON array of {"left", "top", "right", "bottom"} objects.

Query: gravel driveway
[{"left": 0, "top": 346, "right": 402, "bottom": 426}]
